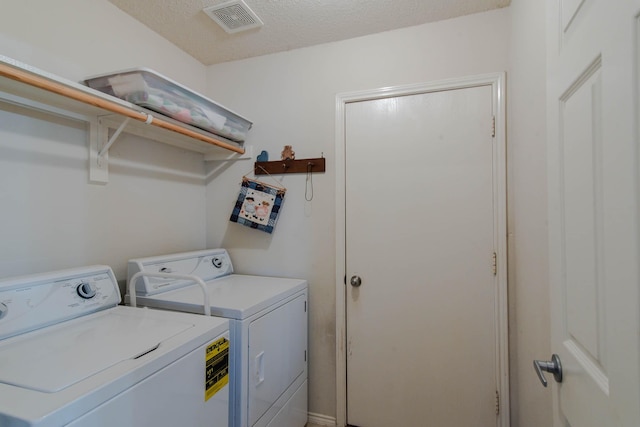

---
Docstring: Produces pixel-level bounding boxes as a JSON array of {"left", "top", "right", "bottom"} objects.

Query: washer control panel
[
  {"left": 128, "top": 249, "right": 234, "bottom": 296},
  {"left": 0, "top": 266, "right": 120, "bottom": 340}
]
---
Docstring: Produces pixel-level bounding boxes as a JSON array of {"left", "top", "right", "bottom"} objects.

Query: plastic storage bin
[{"left": 85, "top": 68, "right": 252, "bottom": 142}]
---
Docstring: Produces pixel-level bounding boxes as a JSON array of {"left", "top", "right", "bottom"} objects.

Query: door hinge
[
  {"left": 496, "top": 390, "right": 500, "bottom": 415},
  {"left": 492, "top": 252, "right": 497, "bottom": 276},
  {"left": 304, "top": 350, "right": 307, "bottom": 362},
  {"left": 491, "top": 116, "right": 496, "bottom": 137}
]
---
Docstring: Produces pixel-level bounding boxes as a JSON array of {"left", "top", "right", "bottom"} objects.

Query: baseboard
[{"left": 307, "top": 412, "right": 337, "bottom": 426}]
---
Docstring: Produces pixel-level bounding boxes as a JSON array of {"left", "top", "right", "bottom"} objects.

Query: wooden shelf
[
  {"left": 0, "top": 55, "right": 250, "bottom": 182},
  {"left": 255, "top": 157, "right": 326, "bottom": 175}
]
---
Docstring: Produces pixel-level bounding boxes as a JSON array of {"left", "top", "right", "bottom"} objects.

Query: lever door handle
[{"left": 533, "top": 354, "right": 563, "bottom": 387}]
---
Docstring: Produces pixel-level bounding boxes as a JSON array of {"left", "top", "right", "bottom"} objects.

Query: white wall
[
  {"left": 0, "top": 0, "right": 210, "bottom": 288},
  {"left": 506, "top": 0, "right": 552, "bottom": 426},
  {"left": 203, "top": 8, "right": 520, "bottom": 422},
  {"left": 0, "top": 0, "right": 206, "bottom": 90}
]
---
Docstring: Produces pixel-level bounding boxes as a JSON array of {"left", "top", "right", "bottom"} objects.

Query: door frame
[{"left": 334, "top": 73, "right": 509, "bottom": 427}]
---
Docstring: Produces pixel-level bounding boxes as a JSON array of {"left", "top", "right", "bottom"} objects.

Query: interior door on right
[{"left": 546, "top": 0, "right": 640, "bottom": 425}]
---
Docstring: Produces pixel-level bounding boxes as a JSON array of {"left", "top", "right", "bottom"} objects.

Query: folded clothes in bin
[{"left": 85, "top": 68, "right": 252, "bottom": 142}]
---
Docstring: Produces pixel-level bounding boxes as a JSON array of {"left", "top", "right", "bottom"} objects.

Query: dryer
[
  {"left": 126, "top": 249, "right": 308, "bottom": 427},
  {"left": 0, "top": 265, "right": 230, "bottom": 427}
]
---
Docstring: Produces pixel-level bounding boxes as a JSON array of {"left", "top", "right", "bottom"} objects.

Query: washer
[
  {"left": 0, "top": 265, "right": 230, "bottom": 427},
  {"left": 126, "top": 249, "right": 308, "bottom": 427}
]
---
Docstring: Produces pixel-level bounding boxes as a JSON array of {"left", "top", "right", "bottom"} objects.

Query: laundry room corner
[{"left": 0, "top": 0, "right": 212, "bottom": 287}]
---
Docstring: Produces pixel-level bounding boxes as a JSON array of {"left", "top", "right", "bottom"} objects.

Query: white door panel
[
  {"left": 345, "top": 84, "right": 502, "bottom": 427},
  {"left": 546, "top": 0, "right": 640, "bottom": 425},
  {"left": 248, "top": 295, "right": 307, "bottom": 426}
]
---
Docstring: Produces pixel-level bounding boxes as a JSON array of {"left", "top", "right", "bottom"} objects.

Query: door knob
[
  {"left": 533, "top": 354, "right": 563, "bottom": 387},
  {"left": 350, "top": 276, "right": 362, "bottom": 287}
]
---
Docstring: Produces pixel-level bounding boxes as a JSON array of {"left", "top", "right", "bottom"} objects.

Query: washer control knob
[
  {"left": 76, "top": 282, "right": 97, "bottom": 299},
  {"left": 212, "top": 257, "right": 223, "bottom": 269},
  {"left": 0, "top": 302, "right": 8, "bottom": 320}
]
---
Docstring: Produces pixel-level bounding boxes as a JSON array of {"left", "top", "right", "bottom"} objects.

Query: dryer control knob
[
  {"left": 0, "top": 302, "right": 8, "bottom": 320},
  {"left": 76, "top": 282, "right": 97, "bottom": 299},
  {"left": 212, "top": 257, "right": 223, "bottom": 268}
]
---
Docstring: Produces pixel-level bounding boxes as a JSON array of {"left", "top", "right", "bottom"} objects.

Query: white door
[
  {"left": 344, "top": 80, "right": 506, "bottom": 427},
  {"left": 545, "top": 0, "right": 640, "bottom": 425}
]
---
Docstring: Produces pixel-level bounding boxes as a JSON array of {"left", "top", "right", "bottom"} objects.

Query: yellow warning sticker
[{"left": 205, "top": 337, "right": 229, "bottom": 401}]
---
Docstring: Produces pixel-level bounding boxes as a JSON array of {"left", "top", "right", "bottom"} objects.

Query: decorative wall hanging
[
  {"left": 281, "top": 145, "right": 295, "bottom": 160},
  {"left": 229, "top": 173, "right": 286, "bottom": 234},
  {"left": 256, "top": 150, "right": 269, "bottom": 162}
]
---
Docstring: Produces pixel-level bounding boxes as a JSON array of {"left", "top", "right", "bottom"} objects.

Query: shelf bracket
[
  {"left": 204, "top": 144, "right": 253, "bottom": 161},
  {"left": 89, "top": 114, "right": 153, "bottom": 184},
  {"left": 98, "top": 117, "right": 131, "bottom": 158},
  {"left": 89, "top": 118, "right": 109, "bottom": 184}
]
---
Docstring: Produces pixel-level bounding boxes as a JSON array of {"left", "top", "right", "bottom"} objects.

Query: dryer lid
[{"left": 140, "top": 274, "right": 307, "bottom": 320}]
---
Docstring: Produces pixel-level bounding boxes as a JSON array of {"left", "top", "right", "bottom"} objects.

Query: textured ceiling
[{"left": 109, "top": 0, "right": 511, "bottom": 65}]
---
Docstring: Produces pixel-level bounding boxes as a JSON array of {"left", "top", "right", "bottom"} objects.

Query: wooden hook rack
[{"left": 254, "top": 157, "right": 326, "bottom": 175}]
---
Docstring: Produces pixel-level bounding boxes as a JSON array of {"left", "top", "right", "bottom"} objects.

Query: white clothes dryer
[
  {"left": 126, "top": 249, "right": 308, "bottom": 427},
  {"left": 0, "top": 265, "right": 230, "bottom": 427}
]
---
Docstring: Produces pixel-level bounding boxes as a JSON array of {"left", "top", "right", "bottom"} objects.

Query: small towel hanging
[{"left": 229, "top": 167, "right": 286, "bottom": 234}]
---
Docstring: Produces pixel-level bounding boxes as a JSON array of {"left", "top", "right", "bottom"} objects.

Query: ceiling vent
[{"left": 204, "top": 0, "right": 264, "bottom": 34}]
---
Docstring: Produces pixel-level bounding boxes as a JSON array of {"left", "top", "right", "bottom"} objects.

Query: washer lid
[{"left": 0, "top": 308, "right": 193, "bottom": 392}]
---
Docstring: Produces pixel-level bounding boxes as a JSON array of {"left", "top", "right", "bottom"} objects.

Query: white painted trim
[
  {"left": 493, "top": 72, "right": 511, "bottom": 427},
  {"left": 334, "top": 73, "right": 509, "bottom": 427},
  {"left": 307, "top": 412, "right": 337, "bottom": 426},
  {"left": 334, "top": 85, "right": 348, "bottom": 427}
]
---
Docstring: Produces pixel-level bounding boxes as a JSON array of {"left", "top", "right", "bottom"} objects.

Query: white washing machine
[
  {"left": 125, "top": 249, "right": 308, "bottom": 427},
  {"left": 0, "top": 265, "right": 230, "bottom": 427}
]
